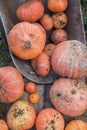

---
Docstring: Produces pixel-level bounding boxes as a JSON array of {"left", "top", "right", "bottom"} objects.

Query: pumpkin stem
[{"left": 24, "top": 41, "right": 31, "bottom": 49}]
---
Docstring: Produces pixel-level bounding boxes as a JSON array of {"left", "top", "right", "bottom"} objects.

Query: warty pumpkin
[
  {"left": 49, "top": 78, "right": 87, "bottom": 117},
  {"left": 51, "top": 40, "right": 87, "bottom": 78},
  {"left": 65, "top": 120, "right": 87, "bottom": 130},
  {"left": 7, "top": 100, "right": 36, "bottom": 130},
  {"left": 36, "top": 108, "right": 65, "bottom": 130},
  {"left": 0, "top": 66, "right": 24, "bottom": 103},
  {"left": 8, "top": 22, "right": 46, "bottom": 60}
]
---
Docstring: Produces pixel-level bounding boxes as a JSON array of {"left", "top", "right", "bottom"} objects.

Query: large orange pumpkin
[
  {"left": 7, "top": 100, "right": 36, "bottom": 130},
  {"left": 8, "top": 22, "right": 46, "bottom": 60},
  {"left": 0, "top": 66, "right": 24, "bottom": 103},
  {"left": 0, "top": 119, "right": 8, "bottom": 130},
  {"left": 51, "top": 40, "right": 87, "bottom": 78},
  {"left": 47, "top": 0, "right": 68, "bottom": 13},
  {"left": 16, "top": 0, "right": 44, "bottom": 22},
  {"left": 65, "top": 120, "right": 87, "bottom": 130},
  {"left": 36, "top": 108, "right": 65, "bottom": 130},
  {"left": 49, "top": 78, "right": 87, "bottom": 117}
]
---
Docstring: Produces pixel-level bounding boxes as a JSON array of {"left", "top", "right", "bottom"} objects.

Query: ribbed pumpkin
[
  {"left": 8, "top": 22, "right": 46, "bottom": 60},
  {"left": 7, "top": 100, "right": 36, "bottom": 130},
  {"left": 65, "top": 120, "right": 87, "bottom": 130},
  {"left": 51, "top": 40, "right": 87, "bottom": 78},
  {"left": 49, "top": 78, "right": 87, "bottom": 117},
  {"left": 16, "top": 0, "right": 44, "bottom": 22},
  {"left": 36, "top": 108, "right": 65, "bottom": 130},
  {"left": 0, "top": 119, "right": 8, "bottom": 130},
  {"left": 0, "top": 66, "right": 24, "bottom": 103}
]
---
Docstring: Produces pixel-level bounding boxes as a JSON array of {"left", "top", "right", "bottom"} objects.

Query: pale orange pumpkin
[
  {"left": 7, "top": 100, "right": 36, "bottom": 130},
  {"left": 8, "top": 22, "right": 46, "bottom": 60},
  {"left": 65, "top": 120, "right": 87, "bottom": 130},
  {"left": 36, "top": 108, "right": 65, "bottom": 130},
  {"left": 0, "top": 66, "right": 24, "bottom": 103},
  {"left": 50, "top": 78, "right": 87, "bottom": 117},
  {"left": 16, "top": 0, "right": 44, "bottom": 22},
  {"left": 0, "top": 119, "right": 8, "bottom": 130}
]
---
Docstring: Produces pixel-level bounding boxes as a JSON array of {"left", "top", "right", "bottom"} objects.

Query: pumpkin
[
  {"left": 25, "top": 82, "right": 36, "bottom": 93},
  {"left": 43, "top": 43, "right": 56, "bottom": 57},
  {"left": 47, "top": 0, "right": 68, "bottom": 13},
  {"left": 51, "top": 40, "right": 87, "bottom": 78},
  {"left": 7, "top": 100, "right": 36, "bottom": 130},
  {"left": 51, "top": 29, "right": 68, "bottom": 44},
  {"left": 65, "top": 120, "right": 87, "bottom": 130},
  {"left": 16, "top": 0, "right": 44, "bottom": 22},
  {"left": 29, "top": 93, "right": 40, "bottom": 104},
  {"left": 31, "top": 52, "right": 51, "bottom": 76},
  {"left": 39, "top": 14, "right": 53, "bottom": 31},
  {"left": 8, "top": 22, "right": 46, "bottom": 60},
  {"left": 0, "top": 119, "right": 8, "bottom": 130},
  {"left": 36, "top": 108, "right": 65, "bottom": 130},
  {"left": 52, "top": 12, "right": 67, "bottom": 29},
  {"left": 49, "top": 78, "right": 87, "bottom": 117},
  {"left": 0, "top": 66, "right": 24, "bottom": 103}
]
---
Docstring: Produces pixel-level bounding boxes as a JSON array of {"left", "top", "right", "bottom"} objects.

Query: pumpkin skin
[
  {"left": 51, "top": 29, "right": 68, "bottom": 44},
  {"left": 65, "top": 120, "right": 87, "bottom": 130},
  {"left": 51, "top": 40, "right": 87, "bottom": 78},
  {"left": 31, "top": 52, "right": 51, "bottom": 76},
  {"left": 16, "top": 0, "right": 44, "bottom": 22},
  {"left": 8, "top": 22, "right": 46, "bottom": 60},
  {"left": 49, "top": 78, "right": 87, "bottom": 117},
  {"left": 0, "top": 66, "right": 24, "bottom": 103},
  {"left": 0, "top": 119, "right": 8, "bottom": 130},
  {"left": 43, "top": 43, "right": 56, "bottom": 57},
  {"left": 36, "top": 108, "right": 65, "bottom": 130},
  {"left": 52, "top": 12, "right": 67, "bottom": 29},
  {"left": 7, "top": 100, "right": 36, "bottom": 130},
  {"left": 47, "top": 0, "right": 68, "bottom": 13},
  {"left": 40, "top": 14, "right": 53, "bottom": 31}
]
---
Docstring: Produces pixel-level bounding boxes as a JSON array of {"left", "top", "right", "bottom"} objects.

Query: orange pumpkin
[
  {"left": 52, "top": 12, "right": 67, "bottom": 29},
  {"left": 16, "top": 0, "right": 44, "bottom": 22},
  {"left": 47, "top": 0, "right": 68, "bottom": 13},
  {"left": 25, "top": 82, "right": 36, "bottom": 93},
  {"left": 49, "top": 78, "right": 87, "bottom": 117},
  {"left": 40, "top": 14, "right": 53, "bottom": 31},
  {"left": 7, "top": 100, "right": 36, "bottom": 130},
  {"left": 36, "top": 108, "right": 65, "bottom": 130},
  {"left": 0, "top": 66, "right": 24, "bottom": 103},
  {"left": 51, "top": 40, "right": 87, "bottom": 78},
  {"left": 65, "top": 120, "right": 87, "bottom": 130},
  {"left": 43, "top": 43, "right": 56, "bottom": 57},
  {"left": 31, "top": 52, "right": 51, "bottom": 76},
  {"left": 51, "top": 29, "right": 68, "bottom": 44},
  {"left": 8, "top": 22, "right": 46, "bottom": 60},
  {"left": 29, "top": 93, "right": 40, "bottom": 104},
  {"left": 0, "top": 119, "right": 8, "bottom": 130}
]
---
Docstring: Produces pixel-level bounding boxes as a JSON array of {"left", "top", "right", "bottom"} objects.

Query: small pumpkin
[
  {"left": 0, "top": 119, "right": 8, "bottom": 130},
  {"left": 51, "top": 29, "right": 68, "bottom": 44},
  {"left": 8, "top": 22, "right": 46, "bottom": 60},
  {"left": 16, "top": 0, "right": 44, "bottom": 22},
  {"left": 51, "top": 40, "right": 87, "bottom": 78},
  {"left": 43, "top": 43, "right": 56, "bottom": 57},
  {"left": 39, "top": 14, "right": 53, "bottom": 31},
  {"left": 47, "top": 0, "right": 68, "bottom": 13},
  {"left": 0, "top": 66, "right": 24, "bottom": 103},
  {"left": 29, "top": 93, "right": 40, "bottom": 104},
  {"left": 36, "top": 108, "right": 65, "bottom": 130},
  {"left": 52, "top": 12, "right": 67, "bottom": 29},
  {"left": 65, "top": 120, "right": 87, "bottom": 130},
  {"left": 31, "top": 52, "right": 51, "bottom": 76},
  {"left": 49, "top": 78, "right": 87, "bottom": 117},
  {"left": 7, "top": 100, "right": 36, "bottom": 130}
]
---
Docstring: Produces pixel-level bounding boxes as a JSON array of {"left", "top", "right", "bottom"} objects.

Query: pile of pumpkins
[{"left": 0, "top": 0, "right": 87, "bottom": 130}]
